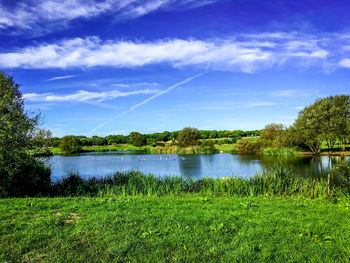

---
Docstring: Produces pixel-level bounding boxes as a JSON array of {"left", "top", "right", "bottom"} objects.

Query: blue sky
[{"left": 1, "top": 0, "right": 350, "bottom": 136}]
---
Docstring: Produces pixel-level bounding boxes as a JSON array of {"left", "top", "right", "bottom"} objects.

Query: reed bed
[
  {"left": 262, "top": 147, "right": 300, "bottom": 156},
  {"left": 51, "top": 167, "right": 349, "bottom": 198},
  {"left": 150, "top": 145, "right": 218, "bottom": 154}
]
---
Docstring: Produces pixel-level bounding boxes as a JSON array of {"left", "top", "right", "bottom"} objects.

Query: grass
[
  {"left": 50, "top": 144, "right": 151, "bottom": 155},
  {"left": 215, "top": 144, "right": 237, "bottom": 153},
  {"left": 81, "top": 145, "right": 151, "bottom": 152},
  {"left": 1, "top": 195, "right": 350, "bottom": 262}
]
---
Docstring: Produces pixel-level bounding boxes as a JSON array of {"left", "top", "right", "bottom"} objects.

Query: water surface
[{"left": 44, "top": 151, "right": 350, "bottom": 181}]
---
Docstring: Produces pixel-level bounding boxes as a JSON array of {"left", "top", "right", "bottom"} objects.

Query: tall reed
[{"left": 51, "top": 167, "right": 349, "bottom": 198}]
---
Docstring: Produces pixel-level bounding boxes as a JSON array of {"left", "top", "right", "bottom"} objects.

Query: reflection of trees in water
[
  {"left": 236, "top": 154, "right": 350, "bottom": 179},
  {"left": 178, "top": 155, "right": 202, "bottom": 180}
]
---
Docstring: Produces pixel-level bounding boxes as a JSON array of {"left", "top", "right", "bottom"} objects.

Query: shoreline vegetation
[
  {"left": 28, "top": 142, "right": 350, "bottom": 157},
  {"left": 49, "top": 168, "right": 349, "bottom": 199}
]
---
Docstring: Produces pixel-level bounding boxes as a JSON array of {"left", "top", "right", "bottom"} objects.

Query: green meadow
[{"left": 1, "top": 195, "right": 350, "bottom": 263}]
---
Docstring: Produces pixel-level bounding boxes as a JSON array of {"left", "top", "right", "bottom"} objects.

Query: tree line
[{"left": 45, "top": 129, "right": 260, "bottom": 148}]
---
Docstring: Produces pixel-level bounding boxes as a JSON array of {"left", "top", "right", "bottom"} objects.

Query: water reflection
[
  {"left": 178, "top": 155, "right": 202, "bottom": 180},
  {"left": 44, "top": 153, "right": 350, "bottom": 181}
]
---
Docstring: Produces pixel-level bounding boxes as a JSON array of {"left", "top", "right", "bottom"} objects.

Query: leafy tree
[
  {"left": 129, "top": 132, "right": 147, "bottom": 148},
  {"left": 0, "top": 72, "right": 50, "bottom": 196},
  {"left": 209, "top": 130, "right": 218, "bottom": 139},
  {"left": 259, "top": 123, "right": 285, "bottom": 148},
  {"left": 291, "top": 95, "right": 350, "bottom": 154},
  {"left": 177, "top": 127, "right": 201, "bottom": 147},
  {"left": 32, "top": 128, "right": 52, "bottom": 149},
  {"left": 49, "top": 137, "right": 61, "bottom": 147},
  {"left": 59, "top": 136, "right": 81, "bottom": 154}
]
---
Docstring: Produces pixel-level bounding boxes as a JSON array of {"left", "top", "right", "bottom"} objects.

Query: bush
[
  {"left": 177, "top": 127, "right": 201, "bottom": 147},
  {"left": 201, "top": 140, "right": 215, "bottom": 148},
  {"left": 0, "top": 153, "right": 51, "bottom": 197},
  {"left": 59, "top": 136, "right": 81, "bottom": 154},
  {"left": 235, "top": 138, "right": 261, "bottom": 154}
]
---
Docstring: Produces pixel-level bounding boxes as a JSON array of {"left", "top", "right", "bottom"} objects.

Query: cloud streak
[
  {"left": 1, "top": 32, "right": 344, "bottom": 72},
  {"left": 23, "top": 89, "right": 160, "bottom": 103},
  {"left": 91, "top": 73, "right": 204, "bottom": 133},
  {"left": 123, "top": 72, "right": 204, "bottom": 114},
  {"left": 48, "top": 75, "right": 77, "bottom": 81},
  {"left": 0, "top": 0, "right": 220, "bottom": 33}
]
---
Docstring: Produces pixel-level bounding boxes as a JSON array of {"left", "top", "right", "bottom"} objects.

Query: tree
[
  {"left": 0, "top": 72, "right": 50, "bottom": 196},
  {"left": 177, "top": 127, "right": 201, "bottom": 147},
  {"left": 59, "top": 136, "right": 81, "bottom": 154},
  {"left": 291, "top": 95, "right": 350, "bottom": 154},
  {"left": 32, "top": 128, "right": 52, "bottom": 150},
  {"left": 129, "top": 132, "right": 147, "bottom": 148},
  {"left": 259, "top": 123, "right": 284, "bottom": 148}
]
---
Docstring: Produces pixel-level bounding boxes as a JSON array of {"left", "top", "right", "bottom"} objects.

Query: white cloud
[
  {"left": 0, "top": 33, "right": 334, "bottom": 72},
  {"left": 48, "top": 75, "right": 77, "bottom": 81},
  {"left": 23, "top": 89, "right": 159, "bottom": 102},
  {"left": 269, "top": 89, "right": 309, "bottom": 97},
  {"left": 0, "top": 0, "right": 220, "bottom": 33},
  {"left": 112, "top": 82, "right": 159, "bottom": 88},
  {"left": 245, "top": 102, "right": 277, "bottom": 107},
  {"left": 339, "top": 58, "right": 350, "bottom": 68}
]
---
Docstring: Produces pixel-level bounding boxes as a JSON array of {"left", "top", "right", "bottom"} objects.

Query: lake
[{"left": 44, "top": 151, "right": 350, "bottom": 181}]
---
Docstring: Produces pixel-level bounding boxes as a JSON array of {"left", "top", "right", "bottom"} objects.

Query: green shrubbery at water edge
[
  {"left": 262, "top": 147, "right": 300, "bottom": 156},
  {"left": 50, "top": 167, "right": 349, "bottom": 199},
  {"left": 150, "top": 145, "right": 218, "bottom": 154}
]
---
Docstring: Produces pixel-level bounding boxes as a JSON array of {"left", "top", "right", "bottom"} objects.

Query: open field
[
  {"left": 215, "top": 144, "right": 237, "bottom": 153},
  {"left": 1, "top": 195, "right": 349, "bottom": 262}
]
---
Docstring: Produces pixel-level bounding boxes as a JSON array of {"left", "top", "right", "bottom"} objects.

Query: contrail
[
  {"left": 122, "top": 72, "right": 205, "bottom": 115},
  {"left": 90, "top": 72, "right": 205, "bottom": 133}
]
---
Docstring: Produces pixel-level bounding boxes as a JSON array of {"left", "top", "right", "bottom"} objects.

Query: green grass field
[
  {"left": 214, "top": 144, "right": 237, "bottom": 153},
  {"left": 50, "top": 145, "right": 151, "bottom": 155},
  {"left": 1, "top": 195, "right": 350, "bottom": 262}
]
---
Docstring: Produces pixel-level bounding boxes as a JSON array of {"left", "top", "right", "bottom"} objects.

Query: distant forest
[{"left": 48, "top": 129, "right": 260, "bottom": 147}]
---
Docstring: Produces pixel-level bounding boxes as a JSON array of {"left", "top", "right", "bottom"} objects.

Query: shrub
[
  {"left": 177, "top": 127, "right": 201, "bottom": 147},
  {"left": 235, "top": 138, "right": 261, "bottom": 154},
  {"left": 59, "top": 136, "right": 81, "bottom": 154}
]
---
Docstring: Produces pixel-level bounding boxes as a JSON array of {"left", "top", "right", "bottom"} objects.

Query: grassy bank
[
  {"left": 215, "top": 144, "right": 237, "bottom": 153},
  {"left": 1, "top": 195, "right": 350, "bottom": 262},
  {"left": 50, "top": 145, "right": 151, "bottom": 155}
]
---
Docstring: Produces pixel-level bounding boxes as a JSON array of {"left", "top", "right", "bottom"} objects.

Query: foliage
[
  {"left": 129, "top": 132, "right": 147, "bottom": 148},
  {"left": 177, "top": 127, "right": 201, "bottom": 147},
  {"left": 262, "top": 147, "right": 299, "bottom": 157},
  {"left": 47, "top": 166, "right": 350, "bottom": 198},
  {"left": 259, "top": 123, "right": 285, "bottom": 148},
  {"left": 58, "top": 136, "right": 81, "bottom": 154},
  {"left": 0, "top": 72, "right": 50, "bottom": 197},
  {"left": 235, "top": 138, "right": 261, "bottom": 154},
  {"left": 200, "top": 140, "right": 215, "bottom": 148},
  {"left": 291, "top": 95, "right": 350, "bottom": 154},
  {"left": 150, "top": 145, "right": 218, "bottom": 154},
  {"left": 45, "top": 129, "right": 259, "bottom": 148}
]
